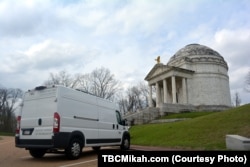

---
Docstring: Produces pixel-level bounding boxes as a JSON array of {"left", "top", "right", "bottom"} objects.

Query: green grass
[
  {"left": 160, "top": 111, "right": 215, "bottom": 119},
  {"left": 0, "top": 132, "right": 14, "bottom": 141},
  {"left": 130, "top": 104, "right": 250, "bottom": 150},
  {"left": 0, "top": 132, "right": 15, "bottom": 137}
]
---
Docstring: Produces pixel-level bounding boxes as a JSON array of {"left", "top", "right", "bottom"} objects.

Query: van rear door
[{"left": 19, "top": 87, "right": 57, "bottom": 140}]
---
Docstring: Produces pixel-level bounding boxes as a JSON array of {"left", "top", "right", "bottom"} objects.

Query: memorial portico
[{"left": 145, "top": 63, "right": 194, "bottom": 107}]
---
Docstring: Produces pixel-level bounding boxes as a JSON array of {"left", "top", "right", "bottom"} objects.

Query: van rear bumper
[{"left": 15, "top": 132, "right": 71, "bottom": 149}]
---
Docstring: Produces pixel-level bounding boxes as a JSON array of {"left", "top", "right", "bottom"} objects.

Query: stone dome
[
  {"left": 167, "top": 43, "right": 228, "bottom": 69},
  {"left": 173, "top": 43, "right": 221, "bottom": 57}
]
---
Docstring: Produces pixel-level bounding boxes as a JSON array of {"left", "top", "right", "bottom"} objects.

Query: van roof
[{"left": 28, "top": 85, "right": 114, "bottom": 103}]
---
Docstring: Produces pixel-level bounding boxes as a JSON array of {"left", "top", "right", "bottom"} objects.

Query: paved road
[
  {"left": 0, "top": 136, "right": 178, "bottom": 167},
  {"left": 0, "top": 136, "right": 101, "bottom": 167}
]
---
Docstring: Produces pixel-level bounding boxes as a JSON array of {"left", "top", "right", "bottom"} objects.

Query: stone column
[
  {"left": 182, "top": 78, "right": 187, "bottom": 104},
  {"left": 149, "top": 85, "right": 153, "bottom": 107},
  {"left": 172, "top": 76, "right": 176, "bottom": 103},
  {"left": 163, "top": 79, "right": 168, "bottom": 103},
  {"left": 156, "top": 82, "right": 160, "bottom": 107}
]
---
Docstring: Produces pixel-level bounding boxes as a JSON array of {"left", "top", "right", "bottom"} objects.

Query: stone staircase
[{"left": 123, "top": 107, "right": 160, "bottom": 125}]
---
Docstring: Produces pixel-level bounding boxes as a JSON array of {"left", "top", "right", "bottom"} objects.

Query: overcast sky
[{"left": 0, "top": 0, "right": 249, "bottom": 104}]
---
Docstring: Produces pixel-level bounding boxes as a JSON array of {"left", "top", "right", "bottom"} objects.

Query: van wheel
[
  {"left": 29, "top": 149, "right": 46, "bottom": 158},
  {"left": 66, "top": 138, "right": 83, "bottom": 160},
  {"left": 92, "top": 146, "right": 101, "bottom": 151},
  {"left": 120, "top": 135, "right": 130, "bottom": 150}
]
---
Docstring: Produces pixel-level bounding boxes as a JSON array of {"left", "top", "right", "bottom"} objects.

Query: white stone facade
[{"left": 145, "top": 44, "right": 231, "bottom": 111}]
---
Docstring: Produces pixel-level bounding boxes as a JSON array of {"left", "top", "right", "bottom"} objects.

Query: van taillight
[
  {"left": 53, "top": 112, "right": 60, "bottom": 133},
  {"left": 16, "top": 116, "right": 21, "bottom": 134}
]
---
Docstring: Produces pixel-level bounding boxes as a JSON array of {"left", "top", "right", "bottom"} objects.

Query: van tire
[
  {"left": 120, "top": 135, "right": 130, "bottom": 150},
  {"left": 29, "top": 149, "right": 46, "bottom": 158},
  {"left": 66, "top": 138, "right": 83, "bottom": 160},
  {"left": 92, "top": 146, "right": 101, "bottom": 151}
]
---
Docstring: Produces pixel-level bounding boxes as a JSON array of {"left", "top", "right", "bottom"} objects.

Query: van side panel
[
  {"left": 97, "top": 98, "right": 122, "bottom": 145},
  {"left": 57, "top": 87, "right": 99, "bottom": 142},
  {"left": 98, "top": 107, "right": 120, "bottom": 138}
]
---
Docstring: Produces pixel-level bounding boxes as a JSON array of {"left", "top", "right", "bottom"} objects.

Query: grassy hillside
[
  {"left": 130, "top": 104, "right": 250, "bottom": 150},
  {"left": 160, "top": 111, "right": 215, "bottom": 119}
]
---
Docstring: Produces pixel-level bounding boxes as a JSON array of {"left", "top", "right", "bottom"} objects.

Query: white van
[{"left": 15, "top": 85, "right": 130, "bottom": 159}]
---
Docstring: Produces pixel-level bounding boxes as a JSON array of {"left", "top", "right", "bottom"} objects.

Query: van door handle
[
  {"left": 38, "top": 118, "right": 42, "bottom": 126},
  {"left": 116, "top": 124, "right": 119, "bottom": 129},
  {"left": 113, "top": 124, "right": 115, "bottom": 129}
]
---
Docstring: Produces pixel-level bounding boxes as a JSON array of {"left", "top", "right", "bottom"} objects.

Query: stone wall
[
  {"left": 160, "top": 103, "right": 195, "bottom": 114},
  {"left": 160, "top": 103, "right": 231, "bottom": 113}
]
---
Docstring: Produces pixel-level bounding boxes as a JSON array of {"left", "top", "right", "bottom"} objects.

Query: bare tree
[
  {"left": 126, "top": 86, "right": 139, "bottom": 112},
  {"left": 44, "top": 70, "right": 78, "bottom": 88},
  {"left": 44, "top": 68, "right": 121, "bottom": 101},
  {"left": 138, "top": 82, "right": 150, "bottom": 107},
  {"left": 0, "top": 87, "right": 23, "bottom": 133},
  {"left": 116, "top": 81, "right": 155, "bottom": 114},
  {"left": 116, "top": 92, "right": 128, "bottom": 115},
  {"left": 89, "top": 67, "right": 121, "bottom": 100},
  {"left": 233, "top": 91, "right": 241, "bottom": 107},
  {"left": 125, "top": 82, "right": 150, "bottom": 112},
  {"left": 74, "top": 73, "right": 92, "bottom": 93},
  {"left": 246, "top": 70, "right": 250, "bottom": 92}
]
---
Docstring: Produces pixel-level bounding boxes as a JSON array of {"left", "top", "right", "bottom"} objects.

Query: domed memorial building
[{"left": 145, "top": 44, "right": 231, "bottom": 112}]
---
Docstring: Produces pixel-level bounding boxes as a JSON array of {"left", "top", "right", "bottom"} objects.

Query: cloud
[
  {"left": 0, "top": 39, "right": 101, "bottom": 77},
  {"left": 214, "top": 28, "right": 250, "bottom": 68},
  {"left": 0, "top": 0, "right": 52, "bottom": 37},
  {"left": 209, "top": 28, "right": 250, "bottom": 89},
  {"left": 0, "top": 0, "right": 249, "bottom": 104},
  {"left": 22, "top": 39, "right": 86, "bottom": 70}
]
